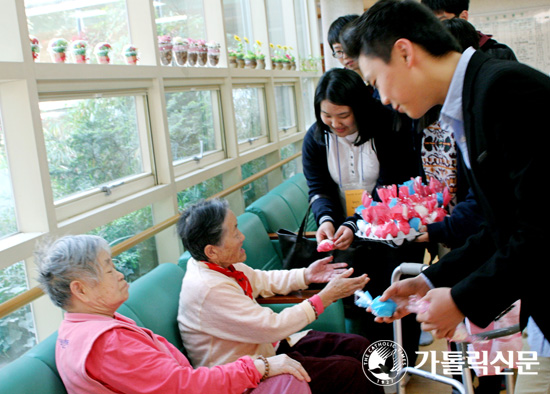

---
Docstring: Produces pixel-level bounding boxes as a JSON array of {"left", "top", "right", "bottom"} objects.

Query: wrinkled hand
[
  {"left": 256, "top": 354, "right": 311, "bottom": 382},
  {"left": 333, "top": 226, "right": 354, "bottom": 250},
  {"left": 318, "top": 268, "right": 370, "bottom": 308},
  {"left": 416, "top": 288, "right": 465, "bottom": 339},
  {"left": 316, "top": 222, "right": 335, "bottom": 244},
  {"left": 305, "top": 256, "right": 348, "bottom": 285},
  {"left": 370, "top": 276, "right": 430, "bottom": 323}
]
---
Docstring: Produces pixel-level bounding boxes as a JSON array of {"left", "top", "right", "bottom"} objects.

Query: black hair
[
  {"left": 340, "top": 0, "right": 461, "bottom": 63},
  {"left": 177, "top": 198, "right": 229, "bottom": 262},
  {"left": 327, "top": 14, "right": 359, "bottom": 51},
  {"left": 313, "top": 68, "right": 392, "bottom": 146},
  {"left": 420, "top": 0, "right": 469, "bottom": 16},
  {"left": 442, "top": 17, "right": 479, "bottom": 51}
]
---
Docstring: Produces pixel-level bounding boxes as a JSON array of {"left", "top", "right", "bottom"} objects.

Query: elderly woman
[
  {"left": 36, "top": 234, "right": 312, "bottom": 394},
  {"left": 177, "top": 199, "right": 383, "bottom": 394}
]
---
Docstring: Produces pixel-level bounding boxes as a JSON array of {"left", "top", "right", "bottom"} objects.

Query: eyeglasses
[{"left": 332, "top": 50, "right": 344, "bottom": 59}]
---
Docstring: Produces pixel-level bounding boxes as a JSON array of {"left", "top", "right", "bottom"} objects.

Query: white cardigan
[{"left": 177, "top": 258, "right": 316, "bottom": 368}]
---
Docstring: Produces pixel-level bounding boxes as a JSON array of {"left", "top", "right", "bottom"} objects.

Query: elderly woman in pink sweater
[
  {"left": 36, "top": 234, "right": 312, "bottom": 394},
  {"left": 177, "top": 199, "right": 383, "bottom": 394}
]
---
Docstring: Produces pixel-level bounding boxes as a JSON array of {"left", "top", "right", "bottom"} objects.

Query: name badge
[{"left": 344, "top": 189, "right": 363, "bottom": 217}]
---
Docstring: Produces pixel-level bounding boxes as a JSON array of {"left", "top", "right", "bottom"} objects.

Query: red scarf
[{"left": 204, "top": 262, "right": 254, "bottom": 299}]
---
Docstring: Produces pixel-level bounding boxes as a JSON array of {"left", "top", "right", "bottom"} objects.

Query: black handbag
[{"left": 277, "top": 197, "right": 355, "bottom": 270}]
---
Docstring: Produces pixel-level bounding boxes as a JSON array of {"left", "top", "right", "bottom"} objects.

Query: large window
[
  {"left": 274, "top": 84, "right": 298, "bottom": 136},
  {"left": 0, "top": 261, "right": 37, "bottom": 369},
  {"left": 166, "top": 88, "right": 225, "bottom": 173},
  {"left": 232, "top": 86, "right": 268, "bottom": 150},
  {"left": 25, "top": 0, "right": 131, "bottom": 64},
  {"left": 39, "top": 94, "right": 151, "bottom": 206},
  {"left": 0, "top": 116, "right": 17, "bottom": 239}
]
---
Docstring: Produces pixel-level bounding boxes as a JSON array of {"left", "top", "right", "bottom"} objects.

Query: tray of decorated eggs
[{"left": 355, "top": 177, "right": 451, "bottom": 247}]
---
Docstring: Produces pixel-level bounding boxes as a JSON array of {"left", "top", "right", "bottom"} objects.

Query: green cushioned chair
[
  {"left": 245, "top": 193, "right": 300, "bottom": 233},
  {"left": 285, "top": 173, "right": 309, "bottom": 196},
  {"left": 0, "top": 333, "right": 66, "bottom": 394},
  {"left": 268, "top": 181, "right": 310, "bottom": 225}
]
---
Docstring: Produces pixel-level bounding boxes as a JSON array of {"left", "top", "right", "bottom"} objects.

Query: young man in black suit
[{"left": 340, "top": 0, "right": 550, "bottom": 342}]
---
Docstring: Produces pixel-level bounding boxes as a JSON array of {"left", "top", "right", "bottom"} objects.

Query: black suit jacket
[{"left": 423, "top": 51, "right": 550, "bottom": 338}]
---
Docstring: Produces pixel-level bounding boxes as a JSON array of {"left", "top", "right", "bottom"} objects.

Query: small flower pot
[
  {"left": 229, "top": 57, "right": 238, "bottom": 68},
  {"left": 256, "top": 58, "right": 265, "bottom": 69}
]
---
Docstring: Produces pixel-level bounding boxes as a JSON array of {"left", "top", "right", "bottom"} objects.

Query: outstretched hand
[
  {"left": 318, "top": 268, "right": 370, "bottom": 308},
  {"left": 305, "top": 256, "right": 348, "bottom": 284},
  {"left": 369, "top": 275, "right": 430, "bottom": 323}
]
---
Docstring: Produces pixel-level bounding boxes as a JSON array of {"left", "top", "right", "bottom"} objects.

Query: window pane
[
  {"left": 0, "top": 116, "right": 17, "bottom": 239},
  {"left": 177, "top": 175, "right": 224, "bottom": 209},
  {"left": 89, "top": 206, "right": 158, "bottom": 283},
  {"left": 223, "top": 0, "right": 253, "bottom": 47},
  {"left": 265, "top": 0, "right": 285, "bottom": 45},
  {"left": 232, "top": 87, "right": 266, "bottom": 143},
  {"left": 275, "top": 85, "right": 297, "bottom": 132},
  {"left": 25, "top": 0, "right": 130, "bottom": 64},
  {"left": 302, "top": 78, "right": 316, "bottom": 128},
  {"left": 294, "top": 0, "right": 312, "bottom": 59},
  {"left": 281, "top": 143, "right": 299, "bottom": 180},
  {"left": 242, "top": 157, "right": 267, "bottom": 207},
  {"left": 166, "top": 90, "right": 221, "bottom": 163},
  {"left": 154, "top": 0, "right": 206, "bottom": 39},
  {"left": 0, "top": 262, "right": 37, "bottom": 369},
  {"left": 40, "top": 95, "right": 146, "bottom": 201}
]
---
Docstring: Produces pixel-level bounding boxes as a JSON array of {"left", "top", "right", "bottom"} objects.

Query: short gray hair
[{"left": 35, "top": 235, "right": 110, "bottom": 309}]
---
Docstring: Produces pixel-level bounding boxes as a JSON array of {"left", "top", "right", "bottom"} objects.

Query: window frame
[
  {"left": 164, "top": 85, "right": 226, "bottom": 177},
  {"left": 37, "top": 88, "right": 156, "bottom": 222},
  {"left": 274, "top": 82, "right": 298, "bottom": 138},
  {"left": 231, "top": 82, "right": 269, "bottom": 152}
]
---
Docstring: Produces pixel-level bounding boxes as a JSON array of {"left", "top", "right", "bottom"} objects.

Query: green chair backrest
[
  {"left": 245, "top": 193, "right": 300, "bottom": 233},
  {"left": 238, "top": 212, "right": 284, "bottom": 271}
]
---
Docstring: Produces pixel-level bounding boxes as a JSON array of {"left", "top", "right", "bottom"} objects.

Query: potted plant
[
  {"left": 94, "top": 42, "right": 112, "bottom": 64},
  {"left": 254, "top": 40, "right": 265, "bottom": 69},
  {"left": 207, "top": 41, "right": 220, "bottom": 67},
  {"left": 158, "top": 35, "right": 173, "bottom": 66},
  {"left": 30, "top": 36, "right": 41, "bottom": 61},
  {"left": 70, "top": 40, "right": 88, "bottom": 63},
  {"left": 244, "top": 50, "right": 257, "bottom": 68},
  {"left": 196, "top": 39, "right": 208, "bottom": 66},
  {"left": 122, "top": 44, "right": 139, "bottom": 65},
  {"left": 228, "top": 49, "right": 238, "bottom": 68},
  {"left": 173, "top": 37, "right": 189, "bottom": 66},
  {"left": 48, "top": 38, "right": 68, "bottom": 63}
]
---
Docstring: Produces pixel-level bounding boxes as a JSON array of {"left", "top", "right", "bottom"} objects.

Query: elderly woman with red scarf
[{"left": 177, "top": 198, "right": 383, "bottom": 394}]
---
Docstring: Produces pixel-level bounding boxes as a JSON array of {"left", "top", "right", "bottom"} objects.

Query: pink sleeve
[
  {"left": 308, "top": 294, "right": 325, "bottom": 315},
  {"left": 86, "top": 329, "right": 261, "bottom": 394}
]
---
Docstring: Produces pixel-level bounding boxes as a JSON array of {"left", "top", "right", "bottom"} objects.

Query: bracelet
[
  {"left": 257, "top": 355, "right": 269, "bottom": 381},
  {"left": 307, "top": 298, "right": 318, "bottom": 320}
]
